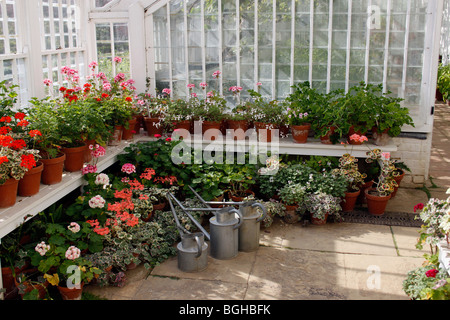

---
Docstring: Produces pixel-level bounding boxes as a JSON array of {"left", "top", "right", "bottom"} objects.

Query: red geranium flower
[
  {"left": 59, "top": 87, "right": 67, "bottom": 92},
  {"left": 29, "top": 129, "right": 42, "bottom": 138},
  {"left": 414, "top": 203, "right": 424, "bottom": 212},
  {"left": 0, "top": 116, "right": 11, "bottom": 123},
  {"left": 20, "top": 154, "right": 37, "bottom": 170},
  {"left": 0, "top": 135, "right": 13, "bottom": 147},
  {"left": 0, "top": 156, "right": 9, "bottom": 165},
  {"left": 125, "top": 97, "right": 132, "bottom": 102},
  {"left": 14, "top": 112, "right": 26, "bottom": 121},
  {"left": 425, "top": 269, "right": 439, "bottom": 278},
  {"left": 0, "top": 126, "right": 12, "bottom": 135},
  {"left": 10, "top": 139, "right": 26, "bottom": 150},
  {"left": 101, "top": 93, "right": 109, "bottom": 98},
  {"left": 17, "top": 120, "right": 29, "bottom": 127}
]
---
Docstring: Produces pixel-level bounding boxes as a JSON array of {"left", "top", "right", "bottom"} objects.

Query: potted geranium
[
  {"left": 371, "top": 93, "right": 414, "bottom": 146},
  {"left": 305, "top": 191, "right": 342, "bottom": 225},
  {"left": 0, "top": 125, "right": 40, "bottom": 207},
  {"left": 196, "top": 90, "right": 227, "bottom": 140},
  {"left": 138, "top": 91, "right": 170, "bottom": 137},
  {"left": 332, "top": 153, "right": 367, "bottom": 212},
  {"left": 247, "top": 90, "right": 283, "bottom": 143},
  {"left": 340, "top": 82, "right": 379, "bottom": 144},
  {"left": 28, "top": 221, "right": 103, "bottom": 300},
  {"left": 26, "top": 98, "right": 67, "bottom": 185},
  {"left": 278, "top": 182, "right": 307, "bottom": 224},
  {"left": 364, "top": 149, "right": 398, "bottom": 215},
  {"left": 225, "top": 103, "right": 251, "bottom": 140}
]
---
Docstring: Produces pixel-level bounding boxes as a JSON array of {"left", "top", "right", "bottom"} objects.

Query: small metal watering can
[
  {"left": 168, "top": 195, "right": 209, "bottom": 272},
  {"left": 238, "top": 201, "right": 267, "bottom": 252}
]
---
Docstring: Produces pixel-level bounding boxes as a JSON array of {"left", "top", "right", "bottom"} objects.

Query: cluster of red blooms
[
  {"left": 59, "top": 87, "right": 79, "bottom": 102},
  {"left": 0, "top": 112, "right": 42, "bottom": 170}
]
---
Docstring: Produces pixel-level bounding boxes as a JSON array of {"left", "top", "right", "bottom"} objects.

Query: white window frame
[{"left": 141, "top": 0, "right": 443, "bottom": 134}]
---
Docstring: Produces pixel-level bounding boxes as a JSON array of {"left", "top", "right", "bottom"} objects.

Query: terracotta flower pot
[
  {"left": 254, "top": 122, "right": 277, "bottom": 143},
  {"left": 14, "top": 270, "right": 49, "bottom": 300},
  {"left": 279, "top": 125, "right": 290, "bottom": 138},
  {"left": 0, "top": 178, "right": 19, "bottom": 208},
  {"left": 320, "top": 126, "right": 336, "bottom": 144},
  {"left": 347, "top": 126, "right": 367, "bottom": 145},
  {"left": 340, "top": 189, "right": 361, "bottom": 212},
  {"left": 40, "top": 152, "right": 66, "bottom": 185},
  {"left": 57, "top": 282, "right": 84, "bottom": 300},
  {"left": 122, "top": 118, "right": 137, "bottom": 140},
  {"left": 83, "top": 139, "right": 96, "bottom": 163},
  {"left": 144, "top": 117, "right": 164, "bottom": 137},
  {"left": 229, "top": 190, "right": 255, "bottom": 202},
  {"left": 134, "top": 114, "right": 144, "bottom": 134},
  {"left": 202, "top": 121, "right": 222, "bottom": 141},
  {"left": 61, "top": 143, "right": 87, "bottom": 172},
  {"left": 357, "top": 180, "right": 374, "bottom": 205},
  {"left": 1, "top": 265, "right": 27, "bottom": 299},
  {"left": 291, "top": 124, "right": 311, "bottom": 144},
  {"left": 365, "top": 188, "right": 391, "bottom": 216},
  {"left": 174, "top": 120, "right": 192, "bottom": 131},
  {"left": 391, "top": 169, "right": 405, "bottom": 198},
  {"left": 18, "top": 161, "right": 44, "bottom": 197},
  {"left": 210, "top": 194, "right": 224, "bottom": 208},
  {"left": 284, "top": 204, "right": 300, "bottom": 224},
  {"left": 226, "top": 119, "right": 248, "bottom": 140},
  {"left": 310, "top": 212, "right": 329, "bottom": 225},
  {"left": 372, "top": 127, "right": 390, "bottom": 146}
]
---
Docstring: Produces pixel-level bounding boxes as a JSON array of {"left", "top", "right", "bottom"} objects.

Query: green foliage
[
  {"left": 403, "top": 261, "right": 450, "bottom": 300},
  {"left": 437, "top": 63, "right": 450, "bottom": 101},
  {"left": 279, "top": 182, "right": 307, "bottom": 206},
  {"left": 0, "top": 80, "right": 19, "bottom": 117}
]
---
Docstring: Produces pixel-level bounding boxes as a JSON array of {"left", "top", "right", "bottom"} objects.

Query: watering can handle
[
  {"left": 231, "top": 208, "right": 243, "bottom": 230},
  {"left": 252, "top": 203, "right": 267, "bottom": 223},
  {"left": 194, "top": 235, "right": 202, "bottom": 258}
]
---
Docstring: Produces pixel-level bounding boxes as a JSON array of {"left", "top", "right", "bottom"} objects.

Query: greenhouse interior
[{"left": 0, "top": 0, "right": 450, "bottom": 304}]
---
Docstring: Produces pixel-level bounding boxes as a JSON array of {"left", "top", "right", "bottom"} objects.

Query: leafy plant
[
  {"left": 279, "top": 182, "right": 307, "bottom": 206},
  {"left": 332, "top": 153, "right": 367, "bottom": 192},
  {"left": 403, "top": 260, "right": 449, "bottom": 300},
  {"left": 305, "top": 191, "right": 342, "bottom": 221},
  {"left": 437, "top": 63, "right": 450, "bottom": 101}
]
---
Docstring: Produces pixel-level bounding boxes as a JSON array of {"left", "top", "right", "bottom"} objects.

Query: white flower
[
  {"left": 88, "top": 195, "right": 106, "bottom": 209},
  {"left": 35, "top": 241, "right": 50, "bottom": 256},
  {"left": 65, "top": 246, "right": 81, "bottom": 260},
  {"left": 446, "top": 188, "right": 450, "bottom": 194},
  {"left": 67, "top": 222, "right": 80, "bottom": 233},
  {"left": 95, "top": 173, "right": 110, "bottom": 186}
]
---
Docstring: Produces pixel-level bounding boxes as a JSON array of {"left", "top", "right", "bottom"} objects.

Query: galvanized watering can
[
  {"left": 238, "top": 201, "right": 267, "bottom": 252},
  {"left": 166, "top": 186, "right": 267, "bottom": 270}
]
